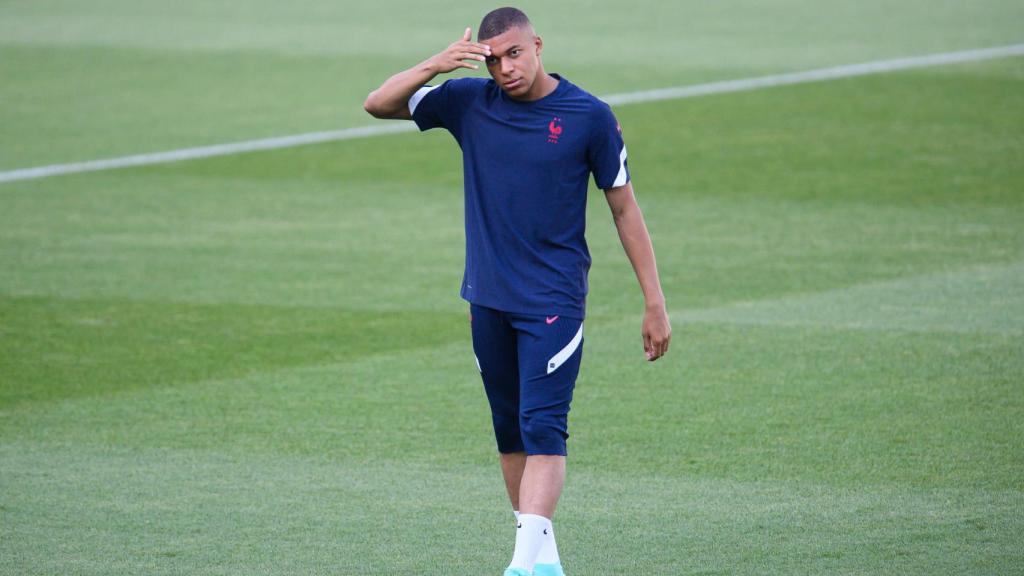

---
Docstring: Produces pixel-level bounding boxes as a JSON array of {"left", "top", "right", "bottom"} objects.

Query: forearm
[
  {"left": 363, "top": 60, "right": 439, "bottom": 120},
  {"left": 613, "top": 201, "right": 665, "bottom": 309},
  {"left": 364, "top": 28, "right": 490, "bottom": 120},
  {"left": 607, "top": 185, "right": 671, "bottom": 361}
]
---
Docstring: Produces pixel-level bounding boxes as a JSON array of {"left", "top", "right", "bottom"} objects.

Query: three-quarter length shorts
[{"left": 470, "top": 303, "right": 584, "bottom": 456}]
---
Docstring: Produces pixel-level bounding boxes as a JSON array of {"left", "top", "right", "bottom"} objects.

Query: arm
[
  {"left": 363, "top": 27, "right": 491, "bottom": 120},
  {"left": 604, "top": 182, "right": 672, "bottom": 361}
]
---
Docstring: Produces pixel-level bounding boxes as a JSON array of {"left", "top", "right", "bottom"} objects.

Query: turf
[{"left": 2, "top": 1, "right": 1023, "bottom": 574}]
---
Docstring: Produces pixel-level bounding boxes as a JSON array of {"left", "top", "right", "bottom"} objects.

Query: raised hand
[{"left": 427, "top": 27, "right": 492, "bottom": 73}]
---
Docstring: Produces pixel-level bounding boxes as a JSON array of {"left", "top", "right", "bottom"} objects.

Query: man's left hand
[{"left": 643, "top": 302, "right": 672, "bottom": 361}]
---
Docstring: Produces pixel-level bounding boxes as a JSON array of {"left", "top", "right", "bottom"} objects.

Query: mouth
[{"left": 503, "top": 79, "right": 522, "bottom": 90}]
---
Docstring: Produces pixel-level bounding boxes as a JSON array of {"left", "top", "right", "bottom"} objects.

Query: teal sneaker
[
  {"left": 503, "top": 569, "right": 531, "bottom": 576},
  {"left": 533, "top": 563, "right": 566, "bottom": 576}
]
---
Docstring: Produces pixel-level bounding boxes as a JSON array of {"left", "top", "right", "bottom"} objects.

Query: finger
[
  {"left": 460, "top": 62, "right": 479, "bottom": 70},
  {"left": 655, "top": 334, "right": 670, "bottom": 361},
  {"left": 463, "top": 27, "right": 472, "bottom": 42},
  {"left": 643, "top": 332, "right": 653, "bottom": 360},
  {"left": 456, "top": 43, "right": 491, "bottom": 56},
  {"left": 462, "top": 52, "right": 486, "bottom": 62}
]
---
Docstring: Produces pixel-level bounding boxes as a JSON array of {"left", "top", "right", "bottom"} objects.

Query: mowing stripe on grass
[
  {"left": 675, "top": 261, "right": 1024, "bottom": 336},
  {"left": 2, "top": 43, "right": 1023, "bottom": 185}
]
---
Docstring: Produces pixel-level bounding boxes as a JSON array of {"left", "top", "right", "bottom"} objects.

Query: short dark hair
[{"left": 478, "top": 7, "right": 532, "bottom": 41}]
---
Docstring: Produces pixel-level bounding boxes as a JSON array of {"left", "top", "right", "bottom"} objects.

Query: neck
[{"left": 516, "top": 69, "right": 559, "bottom": 102}]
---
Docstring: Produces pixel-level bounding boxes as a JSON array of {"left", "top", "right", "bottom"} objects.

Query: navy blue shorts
[{"left": 470, "top": 304, "right": 584, "bottom": 456}]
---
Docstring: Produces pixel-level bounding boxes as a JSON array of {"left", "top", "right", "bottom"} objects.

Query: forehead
[{"left": 480, "top": 26, "right": 535, "bottom": 53}]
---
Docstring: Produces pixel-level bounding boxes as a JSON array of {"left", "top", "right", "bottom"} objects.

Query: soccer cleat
[
  {"left": 533, "top": 563, "right": 566, "bottom": 576},
  {"left": 503, "top": 569, "right": 531, "bottom": 576}
]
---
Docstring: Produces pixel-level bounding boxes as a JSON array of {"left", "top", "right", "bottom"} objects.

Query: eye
[
  {"left": 485, "top": 56, "right": 497, "bottom": 65},
  {"left": 509, "top": 49, "right": 521, "bottom": 57}
]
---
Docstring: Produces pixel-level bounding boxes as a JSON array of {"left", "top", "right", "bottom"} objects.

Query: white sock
[
  {"left": 535, "top": 520, "right": 561, "bottom": 565},
  {"left": 509, "top": 513, "right": 550, "bottom": 572},
  {"left": 514, "top": 510, "right": 560, "bottom": 566}
]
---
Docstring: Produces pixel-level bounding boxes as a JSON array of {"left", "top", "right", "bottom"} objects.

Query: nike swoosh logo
[{"left": 546, "top": 316, "right": 558, "bottom": 324}]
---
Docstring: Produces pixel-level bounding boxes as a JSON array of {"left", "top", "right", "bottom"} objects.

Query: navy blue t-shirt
[{"left": 410, "top": 74, "right": 629, "bottom": 319}]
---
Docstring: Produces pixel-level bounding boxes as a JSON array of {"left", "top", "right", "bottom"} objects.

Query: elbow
[
  {"left": 363, "top": 93, "right": 381, "bottom": 118},
  {"left": 363, "top": 92, "right": 389, "bottom": 118}
]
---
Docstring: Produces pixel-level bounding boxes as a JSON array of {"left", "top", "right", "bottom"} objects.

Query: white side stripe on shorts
[
  {"left": 408, "top": 85, "right": 439, "bottom": 115},
  {"left": 547, "top": 324, "right": 584, "bottom": 374},
  {"left": 475, "top": 355, "right": 482, "bottom": 373}
]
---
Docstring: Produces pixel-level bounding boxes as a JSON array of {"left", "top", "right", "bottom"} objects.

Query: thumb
[{"left": 463, "top": 27, "right": 472, "bottom": 41}]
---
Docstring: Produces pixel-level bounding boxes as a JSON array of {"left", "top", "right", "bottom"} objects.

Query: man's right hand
[
  {"left": 426, "top": 28, "right": 492, "bottom": 74},
  {"left": 364, "top": 28, "right": 490, "bottom": 120}
]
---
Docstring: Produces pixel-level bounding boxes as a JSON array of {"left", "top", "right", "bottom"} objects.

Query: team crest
[{"left": 547, "top": 117, "right": 563, "bottom": 144}]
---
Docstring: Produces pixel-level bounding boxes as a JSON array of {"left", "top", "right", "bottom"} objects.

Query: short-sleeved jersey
[{"left": 410, "top": 74, "right": 629, "bottom": 319}]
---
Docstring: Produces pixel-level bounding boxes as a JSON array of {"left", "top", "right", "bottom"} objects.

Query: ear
[{"left": 534, "top": 34, "right": 544, "bottom": 57}]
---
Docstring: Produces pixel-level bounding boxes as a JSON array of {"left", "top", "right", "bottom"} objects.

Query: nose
[{"left": 501, "top": 57, "right": 514, "bottom": 76}]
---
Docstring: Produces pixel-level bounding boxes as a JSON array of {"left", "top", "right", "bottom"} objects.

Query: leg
[
  {"left": 521, "top": 456, "right": 567, "bottom": 576},
  {"left": 500, "top": 451, "right": 527, "bottom": 510},
  {"left": 470, "top": 304, "right": 526, "bottom": 494},
  {"left": 514, "top": 313, "right": 583, "bottom": 517},
  {"left": 519, "top": 454, "right": 565, "bottom": 518},
  {"left": 506, "top": 313, "right": 583, "bottom": 574}
]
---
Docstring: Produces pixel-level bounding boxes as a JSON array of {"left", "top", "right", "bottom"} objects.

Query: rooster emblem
[{"left": 547, "top": 117, "right": 563, "bottom": 143}]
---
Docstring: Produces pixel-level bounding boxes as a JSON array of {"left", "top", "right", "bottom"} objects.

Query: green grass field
[{"left": 2, "top": 1, "right": 1023, "bottom": 574}]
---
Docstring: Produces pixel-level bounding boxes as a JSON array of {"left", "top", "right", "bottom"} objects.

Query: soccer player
[{"left": 363, "top": 7, "right": 671, "bottom": 575}]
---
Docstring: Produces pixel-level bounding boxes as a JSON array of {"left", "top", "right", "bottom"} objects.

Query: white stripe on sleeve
[
  {"left": 408, "top": 85, "right": 439, "bottom": 115},
  {"left": 612, "top": 145, "right": 629, "bottom": 188}
]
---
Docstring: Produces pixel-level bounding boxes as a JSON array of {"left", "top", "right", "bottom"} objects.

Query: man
[{"left": 364, "top": 7, "right": 670, "bottom": 575}]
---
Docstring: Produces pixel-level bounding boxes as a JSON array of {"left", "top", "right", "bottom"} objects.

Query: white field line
[
  {"left": 2, "top": 43, "right": 1023, "bottom": 185},
  {"left": 0, "top": 123, "right": 418, "bottom": 184},
  {"left": 600, "top": 43, "right": 1024, "bottom": 105}
]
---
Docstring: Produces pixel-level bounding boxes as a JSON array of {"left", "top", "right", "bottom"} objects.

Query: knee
[
  {"left": 520, "top": 411, "right": 568, "bottom": 456},
  {"left": 492, "top": 412, "right": 524, "bottom": 453}
]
